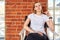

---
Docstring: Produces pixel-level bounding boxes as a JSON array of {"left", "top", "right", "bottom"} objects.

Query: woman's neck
[{"left": 36, "top": 11, "right": 42, "bottom": 15}]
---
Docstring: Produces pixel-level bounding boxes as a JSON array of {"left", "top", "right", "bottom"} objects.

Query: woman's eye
[
  {"left": 39, "top": 5, "right": 40, "bottom": 6},
  {"left": 35, "top": 6, "right": 37, "bottom": 7}
]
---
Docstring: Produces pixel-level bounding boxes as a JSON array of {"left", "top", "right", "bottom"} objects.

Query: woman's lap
[{"left": 26, "top": 33, "right": 49, "bottom": 40}]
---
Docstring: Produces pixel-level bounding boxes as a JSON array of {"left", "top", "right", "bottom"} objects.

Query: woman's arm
[
  {"left": 24, "top": 18, "right": 35, "bottom": 33},
  {"left": 46, "top": 19, "right": 54, "bottom": 32},
  {"left": 44, "top": 11, "right": 51, "bottom": 16},
  {"left": 44, "top": 11, "right": 54, "bottom": 32}
]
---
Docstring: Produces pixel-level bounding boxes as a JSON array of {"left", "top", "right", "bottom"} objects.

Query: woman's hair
[{"left": 33, "top": 2, "right": 43, "bottom": 14}]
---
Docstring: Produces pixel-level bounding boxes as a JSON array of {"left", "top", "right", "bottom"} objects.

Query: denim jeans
[{"left": 25, "top": 33, "right": 49, "bottom": 40}]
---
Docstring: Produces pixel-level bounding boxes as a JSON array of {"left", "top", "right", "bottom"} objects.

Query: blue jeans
[{"left": 25, "top": 33, "right": 49, "bottom": 40}]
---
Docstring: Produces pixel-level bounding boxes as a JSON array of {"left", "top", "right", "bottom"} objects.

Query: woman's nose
[{"left": 37, "top": 6, "right": 40, "bottom": 9}]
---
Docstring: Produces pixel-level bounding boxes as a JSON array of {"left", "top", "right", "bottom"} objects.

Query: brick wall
[{"left": 5, "top": 0, "right": 47, "bottom": 40}]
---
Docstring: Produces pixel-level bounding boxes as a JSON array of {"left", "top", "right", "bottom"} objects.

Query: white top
[{"left": 28, "top": 13, "right": 49, "bottom": 34}]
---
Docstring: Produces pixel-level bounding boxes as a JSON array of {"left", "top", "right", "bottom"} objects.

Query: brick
[
  {"left": 41, "top": 2, "right": 47, "bottom": 5},
  {"left": 5, "top": 2, "right": 16, "bottom": 6},
  {"left": 6, "top": 32, "right": 17, "bottom": 35},
  {"left": 6, "top": 24, "right": 17, "bottom": 27},
  {"left": 6, "top": 11, "right": 17, "bottom": 15},
  {"left": 17, "top": 28, "right": 23, "bottom": 33},
  {"left": 6, "top": 0, "right": 17, "bottom": 3},
  {"left": 6, "top": 29, "right": 16, "bottom": 32},
  {"left": 11, "top": 37, "right": 19, "bottom": 40},
  {"left": 33, "top": 0, "right": 38, "bottom": 2},
  {"left": 6, "top": 8, "right": 16, "bottom": 12},
  {"left": 5, "top": 19, "right": 11, "bottom": 21},
  {"left": 17, "top": 0, "right": 23, "bottom": 2},
  {"left": 6, "top": 18, "right": 18, "bottom": 21},
  {"left": 6, "top": 30, "right": 17, "bottom": 33},
  {"left": 23, "top": 5, "right": 27, "bottom": 8},
  {"left": 10, "top": 18, "right": 19, "bottom": 21},
  {"left": 16, "top": 5, "right": 23, "bottom": 8},
  {"left": 22, "top": 2, "right": 27, "bottom": 5},
  {"left": 15, "top": 16, "right": 20, "bottom": 18},
  {"left": 16, "top": 12, "right": 21, "bottom": 15},
  {"left": 11, "top": 37, "right": 20, "bottom": 40},
  {"left": 6, "top": 37, "right": 11, "bottom": 40},
  {"left": 15, "top": 22, "right": 20, "bottom": 24},
  {"left": 27, "top": 2, "right": 33, "bottom": 5},
  {"left": 16, "top": 8, "right": 21, "bottom": 11},
  {"left": 6, "top": 23, "right": 17, "bottom": 27},
  {"left": 6, "top": 35, "right": 20, "bottom": 40},
  {"left": 27, "top": 5, "right": 33, "bottom": 8},
  {"left": 6, "top": 16, "right": 15, "bottom": 18},
  {"left": 23, "top": 0, "right": 27, "bottom": 2},
  {"left": 6, "top": 21, "right": 13, "bottom": 24},
  {"left": 6, "top": 4, "right": 16, "bottom": 8},
  {"left": 27, "top": 0, "right": 32, "bottom": 2},
  {"left": 39, "top": 0, "right": 47, "bottom": 2},
  {"left": 21, "top": 8, "right": 31, "bottom": 11}
]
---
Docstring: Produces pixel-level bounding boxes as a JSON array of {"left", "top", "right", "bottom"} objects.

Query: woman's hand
[
  {"left": 37, "top": 32, "right": 43, "bottom": 36},
  {"left": 44, "top": 11, "right": 51, "bottom": 16}
]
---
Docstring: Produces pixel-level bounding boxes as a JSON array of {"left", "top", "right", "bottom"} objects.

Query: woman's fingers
[
  {"left": 38, "top": 32, "right": 43, "bottom": 36},
  {"left": 44, "top": 11, "right": 48, "bottom": 14},
  {"left": 44, "top": 11, "right": 51, "bottom": 16}
]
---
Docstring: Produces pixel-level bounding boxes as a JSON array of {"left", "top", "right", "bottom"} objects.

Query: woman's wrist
[
  {"left": 30, "top": 30, "right": 35, "bottom": 33},
  {"left": 49, "top": 16, "right": 52, "bottom": 19}
]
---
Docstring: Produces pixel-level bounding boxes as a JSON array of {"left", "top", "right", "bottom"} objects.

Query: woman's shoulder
[
  {"left": 42, "top": 14, "right": 48, "bottom": 17},
  {"left": 42, "top": 14, "right": 49, "bottom": 19}
]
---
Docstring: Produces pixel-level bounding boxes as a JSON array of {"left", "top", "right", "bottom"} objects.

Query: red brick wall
[{"left": 5, "top": 0, "right": 48, "bottom": 40}]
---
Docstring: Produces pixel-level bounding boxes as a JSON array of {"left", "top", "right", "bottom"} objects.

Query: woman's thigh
[
  {"left": 26, "top": 33, "right": 44, "bottom": 40},
  {"left": 43, "top": 34, "right": 49, "bottom": 40}
]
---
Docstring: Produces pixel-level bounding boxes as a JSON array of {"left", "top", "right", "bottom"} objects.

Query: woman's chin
[{"left": 37, "top": 10, "right": 41, "bottom": 12}]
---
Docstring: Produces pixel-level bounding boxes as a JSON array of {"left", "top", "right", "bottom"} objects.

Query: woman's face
[{"left": 34, "top": 3, "right": 42, "bottom": 12}]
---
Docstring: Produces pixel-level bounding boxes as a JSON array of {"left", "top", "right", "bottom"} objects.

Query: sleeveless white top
[{"left": 28, "top": 13, "right": 49, "bottom": 34}]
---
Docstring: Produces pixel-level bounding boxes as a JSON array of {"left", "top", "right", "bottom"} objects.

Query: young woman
[{"left": 24, "top": 2, "right": 54, "bottom": 40}]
